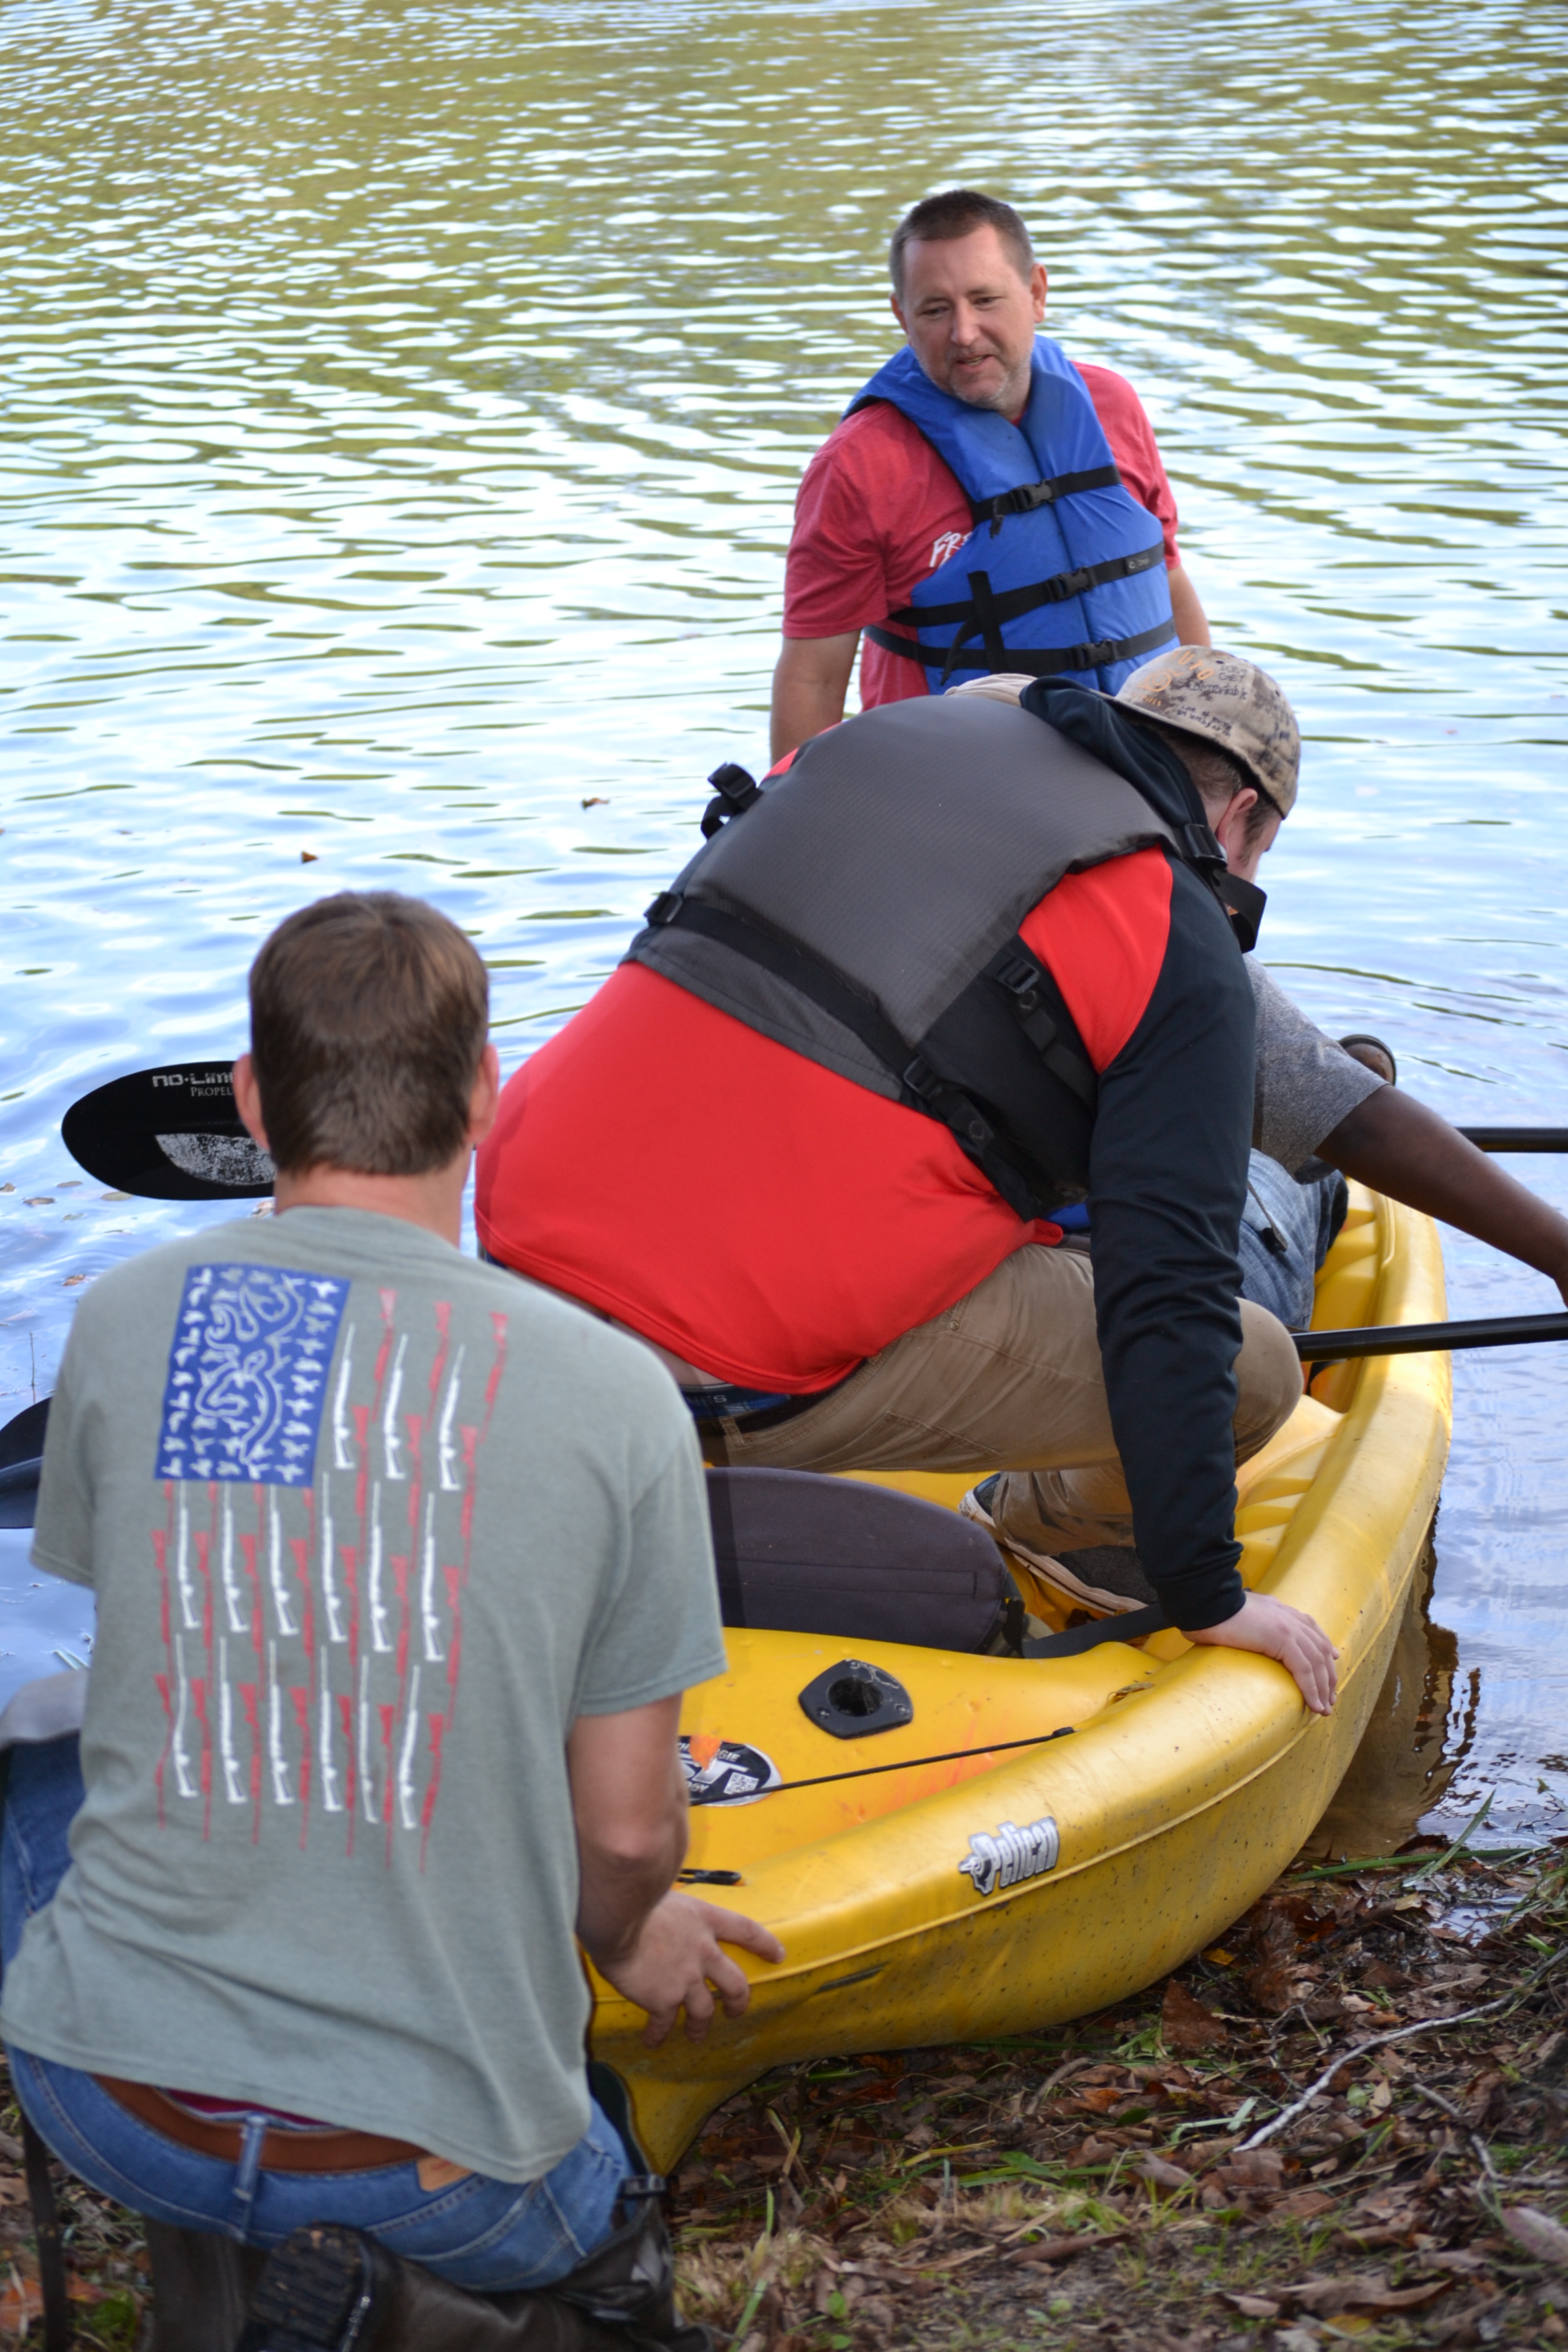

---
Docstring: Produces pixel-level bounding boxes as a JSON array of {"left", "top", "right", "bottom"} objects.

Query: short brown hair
[
  {"left": 890, "top": 190, "right": 1034, "bottom": 299},
  {"left": 1146, "top": 726, "right": 1283, "bottom": 849},
  {"left": 249, "top": 893, "right": 489, "bottom": 1176}
]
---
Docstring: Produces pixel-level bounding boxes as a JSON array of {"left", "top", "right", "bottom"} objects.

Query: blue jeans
[
  {"left": 1237, "top": 1151, "right": 1348, "bottom": 1333},
  {"left": 0, "top": 1737, "right": 625, "bottom": 2291}
]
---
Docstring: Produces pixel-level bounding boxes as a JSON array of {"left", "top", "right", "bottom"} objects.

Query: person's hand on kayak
[
  {"left": 597, "top": 1891, "right": 785, "bottom": 2048},
  {"left": 1186, "top": 1591, "right": 1339, "bottom": 1714}
]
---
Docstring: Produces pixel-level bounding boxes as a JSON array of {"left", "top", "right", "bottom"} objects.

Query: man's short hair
[
  {"left": 889, "top": 190, "right": 1034, "bottom": 299},
  {"left": 1148, "top": 728, "right": 1282, "bottom": 849},
  {"left": 249, "top": 892, "right": 489, "bottom": 1177}
]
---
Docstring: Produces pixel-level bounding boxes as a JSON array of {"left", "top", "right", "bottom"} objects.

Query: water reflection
[
  {"left": 1301, "top": 1530, "right": 1467, "bottom": 1865},
  {"left": 0, "top": 0, "right": 1565, "bottom": 1831}
]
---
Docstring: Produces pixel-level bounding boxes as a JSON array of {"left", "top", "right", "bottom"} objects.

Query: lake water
[{"left": 2, "top": 0, "right": 1565, "bottom": 1842}]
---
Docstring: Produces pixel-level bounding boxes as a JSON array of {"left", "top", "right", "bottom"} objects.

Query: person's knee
[{"left": 1233, "top": 1300, "right": 1303, "bottom": 1460}]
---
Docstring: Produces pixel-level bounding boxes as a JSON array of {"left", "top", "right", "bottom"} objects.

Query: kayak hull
[{"left": 590, "top": 1190, "right": 1450, "bottom": 2170}]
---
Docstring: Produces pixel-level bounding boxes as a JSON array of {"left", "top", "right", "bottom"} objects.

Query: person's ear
[
  {"left": 1030, "top": 262, "right": 1048, "bottom": 323},
  {"left": 232, "top": 1054, "right": 270, "bottom": 1152},
  {"left": 1213, "top": 787, "right": 1260, "bottom": 863},
  {"left": 467, "top": 1042, "right": 501, "bottom": 1147}
]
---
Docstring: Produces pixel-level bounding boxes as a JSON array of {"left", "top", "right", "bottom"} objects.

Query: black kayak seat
[{"left": 705, "top": 1466, "right": 1016, "bottom": 1654}]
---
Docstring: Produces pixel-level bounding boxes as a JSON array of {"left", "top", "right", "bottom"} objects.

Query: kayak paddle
[
  {"left": 1299, "top": 1310, "right": 1568, "bottom": 1362},
  {"left": 61, "top": 1062, "right": 272, "bottom": 1200}
]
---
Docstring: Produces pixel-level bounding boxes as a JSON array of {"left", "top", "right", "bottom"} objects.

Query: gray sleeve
[
  {"left": 572, "top": 1407, "right": 725, "bottom": 1718},
  {"left": 1250, "top": 963, "right": 1385, "bottom": 1176}
]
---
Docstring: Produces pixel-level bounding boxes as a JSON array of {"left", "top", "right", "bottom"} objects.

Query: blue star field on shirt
[{"left": 154, "top": 1262, "right": 350, "bottom": 1486}]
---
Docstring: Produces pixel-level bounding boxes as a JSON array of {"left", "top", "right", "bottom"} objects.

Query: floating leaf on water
[{"left": 301, "top": 849, "right": 318, "bottom": 863}]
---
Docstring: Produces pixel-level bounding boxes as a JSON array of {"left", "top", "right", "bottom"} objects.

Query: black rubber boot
[
  {"left": 236, "top": 2225, "right": 395, "bottom": 2351},
  {"left": 225, "top": 2188, "right": 711, "bottom": 2352}
]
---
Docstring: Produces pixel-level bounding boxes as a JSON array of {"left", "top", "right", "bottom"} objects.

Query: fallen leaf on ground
[
  {"left": 1222, "top": 2292, "right": 1281, "bottom": 2317},
  {"left": 1277, "top": 2271, "right": 1450, "bottom": 2315},
  {"left": 0, "top": 2276, "right": 39, "bottom": 2332},
  {"left": 1162, "top": 1979, "right": 1228, "bottom": 2053},
  {"left": 1217, "top": 2149, "right": 1284, "bottom": 2189},
  {"left": 1503, "top": 2206, "right": 1568, "bottom": 2265},
  {"left": 1139, "top": 2154, "right": 1192, "bottom": 2191},
  {"left": 1269, "top": 2189, "right": 1336, "bottom": 2221},
  {"left": 1012, "top": 2231, "right": 1130, "bottom": 2266}
]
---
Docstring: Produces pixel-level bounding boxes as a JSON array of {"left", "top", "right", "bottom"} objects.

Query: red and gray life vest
[
  {"left": 851, "top": 336, "right": 1178, "bottom": 696},
  {"left": 628, "top": 693, "right": 1235, "bottom": 1223}
]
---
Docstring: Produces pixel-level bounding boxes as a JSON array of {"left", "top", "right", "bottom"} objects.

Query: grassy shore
[
  {"left": 1, "top": 1829, "right": 1565, "bottom": 2347},
  {"left": 666, "top": 1826, "right": 1568, "bottom": 2350}
]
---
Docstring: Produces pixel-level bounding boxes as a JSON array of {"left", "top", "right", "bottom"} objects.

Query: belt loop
[{"left": 227, "top": 2114, "right": 270, "bottom": 2242}]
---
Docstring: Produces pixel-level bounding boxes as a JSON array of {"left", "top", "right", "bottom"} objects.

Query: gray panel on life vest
[
  {"left": 633, "top": 927, "right": 904, "bottom": 1103},
  {"left": 670, "top": 699, "right": 1175, "bottom": 1045}
]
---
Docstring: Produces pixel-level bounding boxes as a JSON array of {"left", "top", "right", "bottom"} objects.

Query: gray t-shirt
[
  {"left": 2, "top": 1207, "right": 724, "bottom": 2184},
  {"left": 1250, "top": 963, "right": 1384, "bottom": 1175}
]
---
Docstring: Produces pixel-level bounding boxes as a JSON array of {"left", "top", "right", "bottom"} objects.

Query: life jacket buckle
[
  {"left": 700, "top": 762, "right": 762, "bottom": 840},
  {"left": 992, "top": 953, "right": 1043, "bottom": 1014},
  {"left": 644, "top": 890, "right": 685, "bottom": 926},
  {"left": 1180, "top": 820, "right": 1226, "bottom": 870}
]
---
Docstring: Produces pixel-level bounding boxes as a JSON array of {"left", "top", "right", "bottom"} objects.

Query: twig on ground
[{"left": 1237, "top": 1944, "right": 1566, "bottom": 2151}]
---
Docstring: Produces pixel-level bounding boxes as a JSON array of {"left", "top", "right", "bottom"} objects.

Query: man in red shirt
[
  {"left": 772, "top": 189, "right": 1210, "bottom": 760},
  {"left": 478, "top": 653, "right": 1339, "bottom": 1716}
]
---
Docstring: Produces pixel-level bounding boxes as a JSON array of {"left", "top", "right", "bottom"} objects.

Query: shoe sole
[{"left": 958, "top": 1490, "right": 1147, "bottom": 1618}]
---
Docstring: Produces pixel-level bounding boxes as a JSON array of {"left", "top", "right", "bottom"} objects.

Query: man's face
[{"left": 891, "top": 226, "right": 1047, "bottom": 419}]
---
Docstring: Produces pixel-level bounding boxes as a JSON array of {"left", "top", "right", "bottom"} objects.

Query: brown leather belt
[{"left": 95, "top": 2077, "right": 425, "bottom": 2174}]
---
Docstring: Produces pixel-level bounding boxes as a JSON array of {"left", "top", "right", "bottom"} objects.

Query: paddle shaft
[
  {"left": 1457, "top": 1127, "right": 1568, "bottom": 1153},
  {"left": 1299, "top": 1310, "right": 1568, "bottom": 1361}
]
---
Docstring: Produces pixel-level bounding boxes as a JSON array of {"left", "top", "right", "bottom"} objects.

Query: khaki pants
[{"left": 703, "top": 1243, "right": 1302, "bottom": 1556}]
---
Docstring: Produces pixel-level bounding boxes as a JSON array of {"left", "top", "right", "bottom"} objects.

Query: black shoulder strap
[
  {"left": 642, "top": 893, "right": 1047, "bottom": 1222},
  {"left": 983, "top": 943, "right": 1097, "bottom": 1111},
  {"left": 866, "top": 613, "right": 1177, "bottom": 688},
  {"left": 641, "top": 892, "right": 1099, "bottom": 1222}
]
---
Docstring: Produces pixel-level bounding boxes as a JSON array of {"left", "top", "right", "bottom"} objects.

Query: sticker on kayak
[
  {"left": 680, "top": 1733, "right": 781, "bottom": 1808},
  {"left": 958, "top": 1815, "right": 1059, "bottom": 1899}
]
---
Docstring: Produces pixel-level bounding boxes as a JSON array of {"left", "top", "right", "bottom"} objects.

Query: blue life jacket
[{"left": 847, "top": 336, "right": 1178, "bottom": 695}]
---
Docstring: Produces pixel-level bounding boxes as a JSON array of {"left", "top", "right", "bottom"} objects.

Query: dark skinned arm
[{"left": 1319, "top": 1084, "right": 1568, "bottom": 1307}]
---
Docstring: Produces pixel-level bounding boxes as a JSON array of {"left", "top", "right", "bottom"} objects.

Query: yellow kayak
[{"left": 590, "top": 1186, "right": 1451, "bottom": 2171}]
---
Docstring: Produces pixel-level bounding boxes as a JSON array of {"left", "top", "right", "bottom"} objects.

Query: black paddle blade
[{"left": 62, "top": 1063, "right": 275, "bottom": 1200}]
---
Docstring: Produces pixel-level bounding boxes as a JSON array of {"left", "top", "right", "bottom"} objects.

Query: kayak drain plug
[{"left": 798, "top": 1659, "right": 914, "bottom": 1741}]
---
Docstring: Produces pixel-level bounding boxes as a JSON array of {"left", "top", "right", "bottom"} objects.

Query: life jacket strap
[
  {"left": 642, "top": 890, "right": 1068, "bottom": 1224},
  {"left": 864, "top": 612, "right": 1177, "bottom": 684},
  {"left": 968, "top": 463, "right": 1123, "bottom": 536},
  {"left": 886, "top": 540, "right": 1167, "bottom": 634},
  {"left": 984, "top": 947, "right": 1098, "bottom": 1111}
]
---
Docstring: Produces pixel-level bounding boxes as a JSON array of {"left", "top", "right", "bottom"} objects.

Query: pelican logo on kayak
[
  {"left": 679, "top": 1733, "right": 782, "bottom": 1808},
  {"left": 958, "top": 1815, "right": 1059, "bottom": 1899}
]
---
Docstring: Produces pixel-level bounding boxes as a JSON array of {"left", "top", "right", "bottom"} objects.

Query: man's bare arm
[
  {"left": 568, "top": 1695, "right": 688, "bottom": 1961},
  {"left": 1166, "top": 562, "right": 1211, "bottom": 647},
  {"left": 770, "top": 632, "right": 859, "bottom": 762},
  {"left": 568, "top": 1697, "right": 784, "bottom": 2046},
  {"left": 1320, "top": 1084, "right": 1568, "bottom": 1306}
]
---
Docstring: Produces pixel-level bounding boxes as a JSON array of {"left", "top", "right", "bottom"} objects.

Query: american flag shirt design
[{"left": 150, "top": 1265, "right": 509, "bottom": 1865}]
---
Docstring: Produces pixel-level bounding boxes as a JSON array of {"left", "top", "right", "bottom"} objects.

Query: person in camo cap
[{"left": 956, "top": 649, "right": 1568, "bottom": 1626}]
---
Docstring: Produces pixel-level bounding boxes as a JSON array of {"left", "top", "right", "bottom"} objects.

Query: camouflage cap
[{"left": 1113, "top": 646, "right": 1299, "bottom": 814}]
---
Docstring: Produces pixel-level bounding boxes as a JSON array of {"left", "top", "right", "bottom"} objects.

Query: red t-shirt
[
  {"left": 474, "top": 848, "right": 1174, "bottom": 1392},
  {"left": 782, "top": 362, "right": 1181, "bottom": 710}
]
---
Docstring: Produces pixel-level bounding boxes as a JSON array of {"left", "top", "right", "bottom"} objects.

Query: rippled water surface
[{"left": 2, "top": 0, "right": 1566, "bottom": 1835}]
